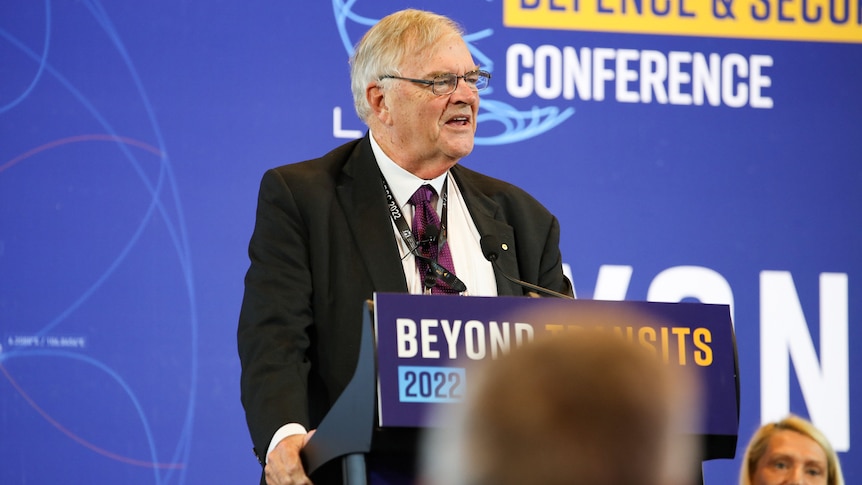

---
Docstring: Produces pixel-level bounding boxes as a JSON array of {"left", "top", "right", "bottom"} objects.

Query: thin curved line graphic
[
  {"left": 3, "top": 4, "right": 200, "bottom": 482},
  {"left": 3, "top": 6, "right": 192, "bottom": 320},
  {"left": 0, "top": 360, "right": 184, "bottom": 470},
  {"left": 0, "top": 0, "right": 50, "bottom": 114},
  {"left": 332, "top": 0, "right": 375, "bottom": 53},
  {"left": 0, "top": 134, "right": 163, "bottom": 174},
  {"left": 81, "top": 4, "right": 201, "bottom": 482},
  {"left": 2, "top": 133, "right": 167, "bottom": 347},
  {"left": 2, "top": 135, "right": 169, "bottom": 394},
  {"left": 463, "top": 28, "right": 495, "bottom": 72},
  {"left": 476, "top": 100, "right": 575, "bottom": 145},
  {"left": 0, "top": 26, "right": 176, "bottom": 303}
]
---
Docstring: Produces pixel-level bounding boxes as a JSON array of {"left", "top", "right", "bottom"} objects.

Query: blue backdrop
[{"left": 1, "top": 1, "right": 859, "bottom": 483}]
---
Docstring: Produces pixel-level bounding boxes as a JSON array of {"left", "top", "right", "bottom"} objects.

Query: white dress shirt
[{"left": 369, "top": 131, "right": 498, "bottom": 297}]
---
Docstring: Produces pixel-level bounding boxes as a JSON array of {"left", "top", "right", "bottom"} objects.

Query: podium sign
[{"left": 373, "top": 293, "right": 738, "bottom": 440}]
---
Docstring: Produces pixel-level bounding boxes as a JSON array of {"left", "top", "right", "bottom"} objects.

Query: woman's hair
[
  {"left": 349, "top": 9, "right": 465, "bottom": 122},
  {"left": 739, "top": 414, "right": 845, "bottom": 485}
]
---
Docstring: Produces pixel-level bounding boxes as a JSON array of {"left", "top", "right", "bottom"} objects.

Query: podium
[{"left": 301, "top": 293, "right": 740, "bottom": 484}]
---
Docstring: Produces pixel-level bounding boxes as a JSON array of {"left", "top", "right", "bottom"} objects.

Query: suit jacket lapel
[
  {"left": 451, "top": 166, "right": 523, "bottom": 297},
  {"left": 335, "top": 142, "right": 523, "bottom": 297},
  {"left": 336, "top": 135, "right": 408, "bottom": 293}
]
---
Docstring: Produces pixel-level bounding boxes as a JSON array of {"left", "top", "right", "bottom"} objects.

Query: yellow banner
[{"left": 504, "top": 0, "right": 862, "bottom": 44}]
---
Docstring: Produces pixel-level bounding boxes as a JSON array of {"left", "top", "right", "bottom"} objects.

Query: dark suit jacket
[{"left": 237, "top": 134, "right": 571, "bottom": 469}]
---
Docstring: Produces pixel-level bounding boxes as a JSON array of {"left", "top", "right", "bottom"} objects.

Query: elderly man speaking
[{"left": 238, "top": 8, "right": 572, "bottom": 485}]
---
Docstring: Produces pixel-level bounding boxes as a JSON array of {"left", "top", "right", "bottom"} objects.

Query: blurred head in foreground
[
  {"left": 421, "top": 307, "right": 702, "bottom": 485},
  {"left": 739, "top": 414, "right": 844, "bottom": 485}
]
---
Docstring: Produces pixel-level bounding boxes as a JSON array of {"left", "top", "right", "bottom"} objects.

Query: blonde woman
[{"left": 739, "top": 415, "right": 845, "bottom": 485}]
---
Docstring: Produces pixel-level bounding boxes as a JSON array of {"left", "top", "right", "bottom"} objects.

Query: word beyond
[{"left": 396, "top": 318, "right": 534, "bottom": 361}]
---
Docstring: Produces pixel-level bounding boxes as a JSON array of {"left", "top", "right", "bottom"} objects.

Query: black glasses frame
[{"left": 379, "top": 70, "right": 491, "bottom": 95}]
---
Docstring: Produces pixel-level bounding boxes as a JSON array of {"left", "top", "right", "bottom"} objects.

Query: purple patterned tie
[{"left": 409, "top": 185, "right": 458, "bottom": 294}]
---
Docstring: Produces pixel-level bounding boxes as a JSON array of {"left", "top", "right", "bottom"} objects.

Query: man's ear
[{"left": 367, "top": 82, "right": 391, "bottom": 125}]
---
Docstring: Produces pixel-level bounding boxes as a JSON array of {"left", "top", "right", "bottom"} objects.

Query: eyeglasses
[{"left": 379, "top": 70, "right": 491, "bottom": 95}]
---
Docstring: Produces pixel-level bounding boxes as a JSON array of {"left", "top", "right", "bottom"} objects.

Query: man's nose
[{"left": 451, "top": 77, "right": 478, "bottom": 102}]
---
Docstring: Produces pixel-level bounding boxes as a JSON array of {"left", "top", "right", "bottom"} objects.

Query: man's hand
[{"left": 265, "top": 431, "right": 316, "bottom": 485}]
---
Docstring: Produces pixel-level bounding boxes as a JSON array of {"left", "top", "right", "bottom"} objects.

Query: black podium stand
[
  {"left": 301, "top": 302, "right": 377, "bottom": 484},
  {"left": 301, "top": 294, "right": 740, "bottom": 485}
]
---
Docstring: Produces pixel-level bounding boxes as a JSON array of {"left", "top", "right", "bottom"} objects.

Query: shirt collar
[{"left": 369, "top": 131, "right": 448, "bottom": 208}]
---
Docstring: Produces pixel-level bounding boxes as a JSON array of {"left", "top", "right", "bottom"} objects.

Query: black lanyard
[
  {"left": 381, "top": 175, "right": 448, "bottom": 253},
  {"left": 380, "top": 174, "right": 466, "bottom": 293}
]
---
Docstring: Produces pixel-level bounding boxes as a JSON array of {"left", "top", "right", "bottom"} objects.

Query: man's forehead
[{"left": 400, "top": 40, "right": 475, "bottom": 74}]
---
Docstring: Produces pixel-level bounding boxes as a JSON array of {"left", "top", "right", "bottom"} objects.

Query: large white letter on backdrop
[
  {"left": 647, "top": 265, "right": 735, "bottom": 320},
  {"left": 760, "top": 271, "right": 849, "bottom": 451}
]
